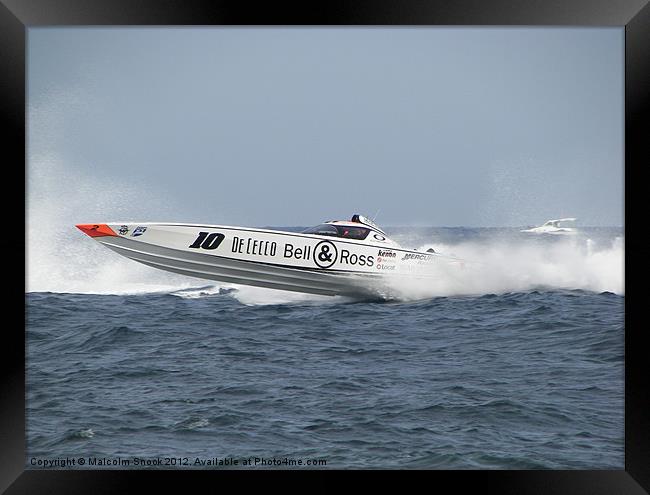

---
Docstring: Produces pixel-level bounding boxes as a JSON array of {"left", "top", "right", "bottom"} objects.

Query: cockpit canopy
[
  {"left": 350, "top": 214, "right": 387, "bottom": 236},
  {"left": 302, "top": 214, "right": 395, "bottom": 243},
  {"left": 302, "top": 223, "right": 370, "bottom": 240}
]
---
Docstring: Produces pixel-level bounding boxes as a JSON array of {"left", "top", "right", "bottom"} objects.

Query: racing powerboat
[
  {"left": 75, "top": 214, "right": 442, "bottom": 298},
  {"left": 521, "top": 218, "right": 577, "bottom": 235}
]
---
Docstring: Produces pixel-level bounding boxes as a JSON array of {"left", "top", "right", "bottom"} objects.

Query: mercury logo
[{"left": 401, "top": 253, "right": 431, "bottom": 261}]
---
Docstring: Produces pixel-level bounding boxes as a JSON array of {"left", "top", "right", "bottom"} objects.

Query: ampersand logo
[{"left": 314, "top": 240, "right": 338, "bottom": 269}]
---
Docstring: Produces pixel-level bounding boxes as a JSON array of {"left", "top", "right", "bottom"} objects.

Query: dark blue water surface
[{"left": 26, "top": 287, "right": 624, "bottom": 469}]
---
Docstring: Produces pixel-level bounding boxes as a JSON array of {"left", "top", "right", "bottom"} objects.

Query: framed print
[{"left": 3, "top": 0, "right": 648, "bottom": 492}]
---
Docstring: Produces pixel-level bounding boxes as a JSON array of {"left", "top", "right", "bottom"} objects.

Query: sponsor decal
[
  {"left": 314, "top": 240, "right": 338, "bottom": 269},
  {"left": 284, "top": 243, "right": 313, "bottom": 261},
  {"left": 376, "top": 263, "right": 395, "bottom": 270},
  {"left": 189, "top": 231, "right": 225, "bottom": 250},
  {"left": 377, "top": 249, "right": 396, "bottom": 266},
  {"left": 118, "top": 225, "right": 129, "bottom": 235},
  {"left": 339, "top": 249, "right": 374, "bottom": 267},
  {"left": 131, "top": 226, "right": 147, "bottom": 237},
  {"left": 231, "top": 236, "right": 277, "bottom": 256},
  {"left": 401, "top": 253, "right": 432, "bottom": 261},
  {"left": 373, "top": 233, "right": 386, "bottom": 241}
]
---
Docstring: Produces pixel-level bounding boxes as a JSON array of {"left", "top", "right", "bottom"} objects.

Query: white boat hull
[{"left": 76, "top": 222, "right": 439, "bottom": 298}]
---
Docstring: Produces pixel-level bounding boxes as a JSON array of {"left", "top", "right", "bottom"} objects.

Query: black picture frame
[{"left": 4, "top": 0, "right": 648, "bottom": 492}]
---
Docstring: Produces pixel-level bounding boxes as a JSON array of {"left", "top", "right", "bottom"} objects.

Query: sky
[{"left": 28, "top": 27, "right": 623, "bottom": 227}]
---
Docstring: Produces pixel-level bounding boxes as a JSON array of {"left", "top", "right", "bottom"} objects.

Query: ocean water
[{"left": 26, "top": 227, "right": 624, "bottom": 469}]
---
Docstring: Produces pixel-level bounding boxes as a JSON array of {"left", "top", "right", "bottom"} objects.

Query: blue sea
[{"left": 26, "top": 227, "right": 624, "bottom": 469}]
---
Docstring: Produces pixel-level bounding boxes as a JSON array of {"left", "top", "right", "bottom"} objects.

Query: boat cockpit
[
  {"left": 302, "top": 223, "right": 371, "bottom": 240},
  {"left": 302, "top": 214, "right": 395, "bottom": 243}
]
